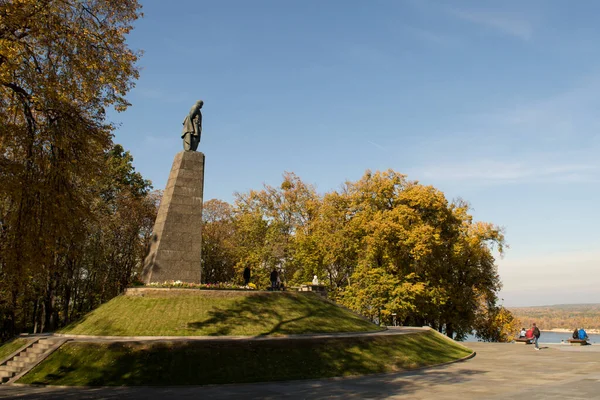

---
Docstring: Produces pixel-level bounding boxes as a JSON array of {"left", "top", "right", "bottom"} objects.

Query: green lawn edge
[
  {"left": 19, "top": 330, "right": 472, "bottom": 386},
  {"left": 59, "top": 290, "right": 379, "bottom": 336}
]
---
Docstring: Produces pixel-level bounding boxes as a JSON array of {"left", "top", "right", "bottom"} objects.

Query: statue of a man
[{"left": 181, "top": 100, "right": 203, "bottom": 151}]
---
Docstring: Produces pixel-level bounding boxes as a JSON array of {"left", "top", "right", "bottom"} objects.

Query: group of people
[
  {"left": 269, "top": 269, "right": 285, "bottom": 291},
  {"left": 518, "top": 323, "right": 542, "bottom": 350},
  {"left": 242, "top": 267, "right": 285, "bottom": 290},
  {"left": 518, "top": 324, "right": 590, "bottom": 347}
]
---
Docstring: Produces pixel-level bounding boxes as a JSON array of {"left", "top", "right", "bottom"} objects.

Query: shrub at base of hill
[{"left": 19, "top": 330, "right": 472, "bottom": 386}]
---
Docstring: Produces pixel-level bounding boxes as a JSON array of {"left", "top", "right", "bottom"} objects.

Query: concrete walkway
[
  {"left": 51, "top": 326, "right": 426, "bottom": 342},
  {"left": 1, "top": 342, "right": 599, "bottom": 399}
]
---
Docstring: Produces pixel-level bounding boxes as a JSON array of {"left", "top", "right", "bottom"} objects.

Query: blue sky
[{"left": 110, "top": 0, "right": 600, "bottom": 307}]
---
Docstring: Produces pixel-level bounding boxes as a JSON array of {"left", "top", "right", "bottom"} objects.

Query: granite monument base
[{"left": 142, "top": 151, "right": 205, "bottom": 284}]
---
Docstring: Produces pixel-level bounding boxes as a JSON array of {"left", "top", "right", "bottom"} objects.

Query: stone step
[
  {"left": 25, "top": 346, "right": 46, "bottom": 355},
  {"left": 0, "top": 370, "right": 14, "bottom": 379},
  {"left": 0, "top": 365, "right": 20, "bottom": 373},
  {"left": 0, "top": 337, "right": 66, "bottom": 385},
  {"left": 7, "top": 360, "right": 27, "bottom": 368},
  {"left": 31, "top": 343, "right": 51, "bottom": 350},
  {"left": 38, "top": 339, "right": 61, "bottom": 345},
  {"left": 13, "top": 355, "right": 37, "bottom": 363},
  {"left": 25, "top": 347, "right": 47, "bottom": 357}
]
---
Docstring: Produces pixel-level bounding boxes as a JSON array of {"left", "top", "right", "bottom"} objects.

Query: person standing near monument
[
  {"left": 270, "top": 269, "right": 279, "bottom": 291},
  {"left": 182, "top": 100, "right": 203, "bottom": 151},
  {"left": 243, "top": 266, "right": 251, "bottom": 286}
]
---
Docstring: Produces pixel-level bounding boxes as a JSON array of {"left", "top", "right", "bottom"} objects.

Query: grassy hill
[
  {"left": 17, "top": 290, "right": 474, "bottom": 386},
  {"left": 60, "top": 290, "right": 380, "bottom": 336},
  {"left": 509, "top": 303, "right": 600, "bottom": 330},
  {"left": 20, "top": 329, "right": 471, "bottom": 386}
]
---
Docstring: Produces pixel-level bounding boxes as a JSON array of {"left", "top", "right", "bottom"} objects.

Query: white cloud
[
  {"left": 408, "top": 74, "right": 600, "bottom": 186},
  {"left": 450, "top": 9, "right": 533, "bottom": 40},
  {"left": 367, "top": 140, "right": 388, "bottom": 151},
  {"left": 413, "top": 159, "right": 598, "bottom": 184},
  {"left": 471, "top": 75, "right": 600, "bottom": 141}
]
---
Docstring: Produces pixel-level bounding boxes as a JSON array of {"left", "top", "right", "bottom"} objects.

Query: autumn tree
[
  {"left": 79, "top": 145, "right": 154, "bottom": 300},
  {"left": 308, "top": 170, "right": 505, "bottom": 338},
  {"left": 223, "top": 169, "right": 506, "bottom": 339},
  {"left": 232, "top": 172, "right": 319, "bottom": 288},
  {"left": 474, "top": 295, "right": 520, "bottom": 342},
  {"left": 0, "top": 0, "right": 142, "bottom": 337},
  {"left": 202, "top": 199, "right": 237, "bottom": 283},
  {"left": 303, "top": 190, "right": 358, "bottom": 289}
]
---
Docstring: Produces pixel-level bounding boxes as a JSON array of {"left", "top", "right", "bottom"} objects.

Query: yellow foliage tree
[
  {"left": 0, "top": 0, "right": 142, "bottom": 334},
  {"left": 228, "top": 169, "right": 506, "bottom": 338}
]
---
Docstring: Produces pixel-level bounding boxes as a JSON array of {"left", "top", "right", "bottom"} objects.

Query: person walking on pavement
[{"left": 532, "top": 323, "right": 541, "bottom": 350}]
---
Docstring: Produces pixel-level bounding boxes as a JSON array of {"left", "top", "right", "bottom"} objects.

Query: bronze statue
[{"left": 182, "top": 100, "right": 203, "bottom": 151}]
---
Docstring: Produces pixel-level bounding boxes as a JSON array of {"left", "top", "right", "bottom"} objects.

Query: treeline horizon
[
  {"left": 510, "top": 303, "right": 600, "bottom": 308},
  {"left": 509, "top": 304, "right": 600, "bottom": 330}
]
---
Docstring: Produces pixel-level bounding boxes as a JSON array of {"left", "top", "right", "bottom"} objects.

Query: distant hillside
[{"left": 509, "top": 303, "right": 600, "bottom": 330}]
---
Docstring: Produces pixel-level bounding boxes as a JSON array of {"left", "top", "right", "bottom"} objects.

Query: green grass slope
[
  {"left": 59, "top": 290, "right": 379, "bottom": 336},
  {"left": 0, "top": 338, "right": 30, "bottom": 361},
  {"left": 20, "top": 330, "right": 472, "bottom": 386}
]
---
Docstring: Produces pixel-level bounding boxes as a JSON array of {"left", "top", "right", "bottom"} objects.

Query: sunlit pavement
[{"left": 1, "top": 342, "right": 599, "bottom": 399}]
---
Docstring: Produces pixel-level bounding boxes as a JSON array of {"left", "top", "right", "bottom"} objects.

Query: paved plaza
[{"left": 1, "top": 342, "right": 599, "bottom": 399}]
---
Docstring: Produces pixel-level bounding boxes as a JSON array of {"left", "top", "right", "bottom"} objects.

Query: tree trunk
[
  {"left": 446, "top": 323, "right": 454, "bottom": 339},
  {"left": 32, "top": 298, "right": 39, "bottom": 334},
  {"left": 44, "top": 276, "right": 56, "bottom": 332}
]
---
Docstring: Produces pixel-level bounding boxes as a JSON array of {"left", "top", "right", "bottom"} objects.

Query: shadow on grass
[
  {"left": 19, "top": 331, "right": 473, "bottom": 390},
  {"left": 187, "top": 292, "right": 376, "bottom": 336},
  {"left": 60, "top": 315, "right": 127, "bottom": 337}
]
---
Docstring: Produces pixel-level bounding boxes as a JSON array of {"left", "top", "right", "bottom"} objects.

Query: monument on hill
[{"left": 142, "top": 100, "right": 205, "bottom": 284}]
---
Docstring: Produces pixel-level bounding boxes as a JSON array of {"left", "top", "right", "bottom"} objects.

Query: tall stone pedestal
[{"left": 142, "top": 151, "right": 205, "bottom": 283}]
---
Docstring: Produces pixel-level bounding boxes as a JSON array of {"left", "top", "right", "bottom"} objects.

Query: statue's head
[{"left": 195, "top": 100, "right": 204, "bottom": 109}]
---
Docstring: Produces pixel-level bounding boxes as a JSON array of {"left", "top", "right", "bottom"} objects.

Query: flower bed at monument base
[{"left": 141, "top": 281, "right": 254, "bottom": 290}]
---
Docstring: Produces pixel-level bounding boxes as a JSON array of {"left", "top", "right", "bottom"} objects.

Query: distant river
[{"left": 463, "top": 331, "right": 600, "bottom": 344}]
